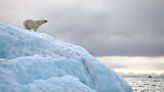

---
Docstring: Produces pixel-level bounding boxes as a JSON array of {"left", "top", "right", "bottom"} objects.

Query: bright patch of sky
[{"left": 97, "top": 56, "right": 164, "bottom": 74}]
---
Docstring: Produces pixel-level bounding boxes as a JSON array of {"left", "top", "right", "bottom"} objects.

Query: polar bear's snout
[{"left": 23, "top": 19, "right": 48, "bottom": 32}]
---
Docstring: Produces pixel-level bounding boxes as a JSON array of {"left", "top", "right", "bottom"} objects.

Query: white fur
[{"left": 23, "top": 19, "right": 47, "bottom": 32}]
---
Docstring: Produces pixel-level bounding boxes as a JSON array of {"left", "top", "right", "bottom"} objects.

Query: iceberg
[{"left": 0, "top": 23, "right": 133, "bottom": 92}]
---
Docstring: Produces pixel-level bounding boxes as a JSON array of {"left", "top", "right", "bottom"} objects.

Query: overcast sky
[
  {"left": 97, "top": 56, "right": 164, "bottom": 74},
  {"left": 0, "top": 0, "right": 164, "bottom": 56}
]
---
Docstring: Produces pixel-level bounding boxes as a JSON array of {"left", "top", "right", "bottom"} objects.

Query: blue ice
[{"left": 0, "top": 23, "right": 133, "bottom": 92}]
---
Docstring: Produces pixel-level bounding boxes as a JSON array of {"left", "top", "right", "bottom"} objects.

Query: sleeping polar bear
[{"left": 23, "top": 19, "right": 47, "bottom": 32}]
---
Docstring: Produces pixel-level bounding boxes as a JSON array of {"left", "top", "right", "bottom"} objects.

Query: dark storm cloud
[{"left": 0, "top": 0, "right": 164, "bottom": 56}]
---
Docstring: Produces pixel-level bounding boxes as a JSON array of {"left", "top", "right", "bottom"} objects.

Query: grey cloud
[
  {"left": 0, "top": 0, "right": 31, "bottom": 27},
  {"left": 0, "top": 0, "right": 164, "bottom": 56}
]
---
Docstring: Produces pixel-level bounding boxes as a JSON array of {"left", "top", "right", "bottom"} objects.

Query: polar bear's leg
[
  {"left": 23, "top": 22, "right": 31, "bottom": 30},
  {"left": 34, "top": 27, "right": 38, "bottom": 32},
  {"left": 26, "top": 27, "right": 30, "bottom": 30},
  {"left": 24, "top": 25, "right": 30, "bottom": 30}
]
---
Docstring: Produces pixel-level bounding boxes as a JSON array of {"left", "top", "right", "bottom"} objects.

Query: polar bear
[{"left": 23, "top": 19, "right": 48, "bottom": 32}]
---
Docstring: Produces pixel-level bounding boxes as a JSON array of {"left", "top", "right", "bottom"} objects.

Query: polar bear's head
[
  {"left": 42, "top": 20, "right": 48, "bottom": 23},
  {"left": 36, "top": 19, "right": 48, "bottom": 25}
]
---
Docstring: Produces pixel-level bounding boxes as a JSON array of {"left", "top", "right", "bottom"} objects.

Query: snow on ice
[{"left": 0, "top": 23, "right": 133, "bottom": 92}]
